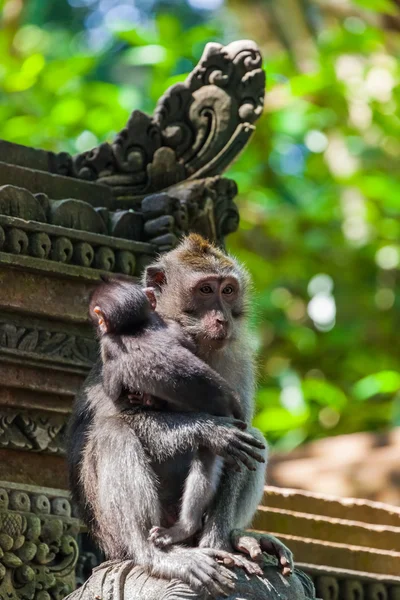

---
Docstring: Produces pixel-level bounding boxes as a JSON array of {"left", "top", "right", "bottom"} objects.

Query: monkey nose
[{"left": 216, "top": 318, "right": 228, "bottom": 328}]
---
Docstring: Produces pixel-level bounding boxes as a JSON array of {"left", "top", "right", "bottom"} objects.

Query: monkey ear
[
  {"left": 145, "top": 266, "right": 166, "bottom": 290},
  {"left": 93, "top": 306, "right": 108, "bottom": 333},
  {"left": 143, "top": 287, "right": 157, "bottom": 310}
]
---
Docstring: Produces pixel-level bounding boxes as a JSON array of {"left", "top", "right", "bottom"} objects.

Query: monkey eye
[
  {"left": 222, "top": 285, "right": 235, "bottom": 295},
  {"left": 200, "top": 285, "right": 213, "bottom": 294}
]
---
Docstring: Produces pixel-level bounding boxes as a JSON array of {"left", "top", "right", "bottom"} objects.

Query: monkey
[
  {"left": 141, "top": 234, "right": 294, "bottom": 575},
  {"left": 67, "top": 277, "right": 268, "bottom": 598},
  {"left": 89, "top": 278, "right": 265, "bottom": 549},
  {"left": 67, "top": 235, "right": 293, "bottom": 597}
]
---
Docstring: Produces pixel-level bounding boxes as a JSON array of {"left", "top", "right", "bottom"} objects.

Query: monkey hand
[
  {"left": 230, "top": 530, "right": 294, "bottom": 576},
  {"left": 165, "top": 548, "right": 238, "bottom": 598},
  {"left": 208, "top": 418, "right": 266, "bottom": 471}
]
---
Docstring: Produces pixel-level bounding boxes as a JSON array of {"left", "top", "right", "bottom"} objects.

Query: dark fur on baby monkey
[{"left": 88, "top": 278, "right": 265, "bottom": 552}]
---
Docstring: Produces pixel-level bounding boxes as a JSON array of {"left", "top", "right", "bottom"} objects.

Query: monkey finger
[
  {"left": 232, "top": 534, "right": 263, "bottom": 561},
  {"left": 196, "top": 572, "right": 232, "bottom": 598},
  {"left": 229, "top": 449, "right": 257, "bottom": 471},
  {"left": 230, "top": 555, "right": 264, "bottom": 577},
  {"left": 187, "top": 555, "right": 236, "bottom": 597},
  {"left": 236, "top": 432, "right": 266, "bottom": 449},
  {"left": 199, "top": 563, "right": 236, "bottom": 596},
  {"left": 233, "top": 441, "right": 265, "bottom": 462},
  {"left": 189, "top": 573, "right": 228, "bottom": 599},
  {"left": 204, "top": 548, "right": 240, "bottom": 573},
  {"left": 232, "top": 419, "right": 247, "bottom": 430},
  {"left": 260, "top": 535, "right": 294, "bottom": 574}
]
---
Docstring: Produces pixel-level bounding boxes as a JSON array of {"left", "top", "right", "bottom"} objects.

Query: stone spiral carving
[{"left": 49, "top": 40, "right": 265, "bottom": 207}]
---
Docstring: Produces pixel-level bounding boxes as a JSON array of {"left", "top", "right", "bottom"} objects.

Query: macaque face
[{"left": 182, "top": 275, "right": 243, "bottom": 349}]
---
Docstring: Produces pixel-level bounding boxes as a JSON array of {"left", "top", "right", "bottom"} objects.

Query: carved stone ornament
[
  {"left": 49, "top": 41, "right": 265, "bottom": 206},
  {"left": 0, "top": 409, "right": 68, "bottom": 455},
  {"left": 0, "top": 481, "right": 79, "bottom": 600}
]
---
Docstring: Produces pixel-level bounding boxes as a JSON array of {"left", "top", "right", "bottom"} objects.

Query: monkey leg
[
  {"left": 89, "top": 420, "right": 238, "bottom": 598},
  {"left": 149, "top": 449, "right": 220, "bottom": 548},
  {"left": 199, "top": 426, "right": 293, "bottom": 576}
]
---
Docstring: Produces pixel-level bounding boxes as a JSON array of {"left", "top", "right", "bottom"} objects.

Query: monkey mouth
[{"left": 205, "top": 333, "right": 229, "bottom": 348}]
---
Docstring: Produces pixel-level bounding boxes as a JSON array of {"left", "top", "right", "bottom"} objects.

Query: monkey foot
[
  {"left": 231, "top": 530, "right": 294, "bottom": 576},
  {"left": 217, "top": 551, "right": 264, "bottom": 577},
  {"left": 148, "top": 525, "right": 194, "bottom": 548}
]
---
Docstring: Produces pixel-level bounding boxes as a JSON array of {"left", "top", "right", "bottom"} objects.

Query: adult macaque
[{"left": 143, "top": 235, "right": 293, "bottom": 573}]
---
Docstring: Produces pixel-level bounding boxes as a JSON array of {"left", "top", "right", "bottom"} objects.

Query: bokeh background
[{"left": 2, "top": 0, "right": 400, "bottom": 501}]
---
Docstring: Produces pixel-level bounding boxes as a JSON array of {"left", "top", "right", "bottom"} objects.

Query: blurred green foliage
[{"left": 2, "top": 0, "right": 400, "bottom": 451}]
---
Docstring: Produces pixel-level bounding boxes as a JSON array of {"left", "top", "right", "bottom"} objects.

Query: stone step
[
  {"left": 0, "top": 161, "right": 112, "bottom": 207},
  {"left": 253, "top": 506, "right": 400, "bottom": 552},
  {"left": 260, "top": 531, "right": 400, "bottom": 577},
  {"left": 262, "top": 486, "right": 400, "bottom": 528}
]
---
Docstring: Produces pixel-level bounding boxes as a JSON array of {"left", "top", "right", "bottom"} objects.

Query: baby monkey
[{"left": 90, "top": 277, "right": 265, "bottom": 549}]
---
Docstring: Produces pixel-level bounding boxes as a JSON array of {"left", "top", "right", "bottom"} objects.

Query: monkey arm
[
  {"left": 120, "top": 411, "right": 265, "bottom": 468},
  {"left": 119, "top": 345, "right": 244, "bottom": 419}
]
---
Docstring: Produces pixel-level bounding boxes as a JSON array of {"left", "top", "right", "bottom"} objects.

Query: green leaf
[
  {"left": 353, "top": 371, "right": 400, "bottom": 400},
  {"left": 302, "top": 379, "right": 348, "bottom": 410},
  {"left": 352, "top": 0, "right": 399, "bottom": 15},
  {"left": 254, "top": 407, "right": 309, "bottom": 432},
  {"left": 290, "top": 72, "right": 327, "bottom": 96},
  {"left": 114, "top": 27, "right": 157, "bottom": 47}
]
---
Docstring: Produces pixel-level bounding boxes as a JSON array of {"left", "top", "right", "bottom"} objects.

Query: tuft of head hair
[
  {"left": 176, "top": 234, "right": 235, "bottom": 271},
  {"left": 175, "top": 234, "right": 250, "bottom": 288},
  {"left": 144, "top": 234, "right": 251, "bottom": 295},
  {"left": 89, "top": 279, "right": 151, "bottom": 335}
]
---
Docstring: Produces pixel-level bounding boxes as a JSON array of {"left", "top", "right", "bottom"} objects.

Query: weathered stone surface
[
  {"left": 0, "top": 362, "right": 83, "bottom": 396},
  {"left": 0, "top": 387, "right": 71, "bottom": 414},
  {"left": 0, "top": 450, "right": 68, "bottom": 489},
  {"left": 0, "top": 481, "right": 78, "bottom": 599},
  {"left": 0, "top": 162, "right": 113, "bottom": 207},
  {"left": 0, "top": 213, "right": 154, "bottom": 275},
  {"left": 0, "top": 260, "right": 101, "bottom": 324},
  {"left": 64, "top": 557, "right": 315, "bottom": 600},
  {"left": 0, "top": 185, "right": 47, "bottom": 222},
  {"left": 0, "top": 141, "right": 53, "bottom": 172}
]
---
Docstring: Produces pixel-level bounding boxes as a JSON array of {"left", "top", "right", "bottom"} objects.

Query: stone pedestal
[{"left": 65, "top": 557, "right": 316, "bottom": 600}]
